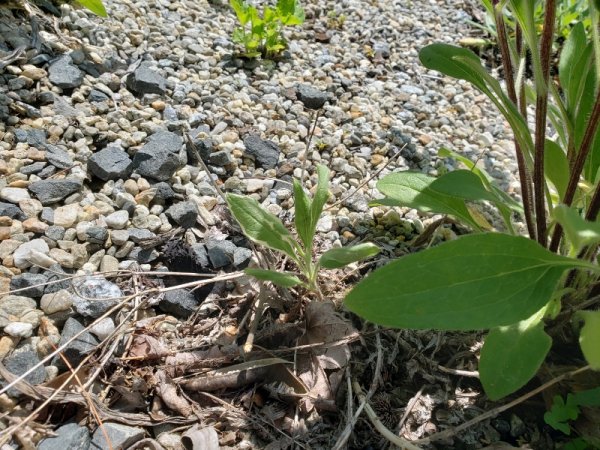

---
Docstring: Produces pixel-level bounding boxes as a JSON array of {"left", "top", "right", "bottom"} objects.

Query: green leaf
[
  {"left": 245, "top": 268, "right": 302, "bottom": 288},
  {"left": 429, "top": 170, "right": 499, "bottom": 203},
  {"left": 276, "top": 0, "right": 305, "bottom": 25},
  {"left": 571, "top": 386, "right": 600, "bottom": 407},
  {"left": 230, "top": 0, "right": 250, "bottom": 25},
  {"left": 376, "top": 171, "right": 482, "bottom": 230},
  {"left": 75, "top": 0, "right": 107, "bottom": 16},
  {"left": 480, "top": 314, "right": 552, "bottom": 400},
  {"left": 345, "top": 233, "right": 582, "bottom": 330},
  {"left": 553, "top": 205, "right": 600, "bottom": 252},
  {"left": 544, "top": 395, "right": 580, "bottom": 434},
  {"left": 438, "top": 147, "right": 523, "bottom": 212},
  {"left": 319, "top": 243, "right": 380, "bottom": 269},
  {"left": 293, "top": 179, "right": 313, "bottom": 250},
  {"left": 227, "top": 194, "right": 299, "bottom": 260},
  {"left": 544, "top": 140, "right": 570, "bottom": 201},
  {"left": 311, "top": 165, "right": 330, "bottom": 231},
  {"left": 577, "top": 310, "right": 600, "bottom": 370},
  {"left": 559, "top": 23, "right": 591, "bottom": 114}
]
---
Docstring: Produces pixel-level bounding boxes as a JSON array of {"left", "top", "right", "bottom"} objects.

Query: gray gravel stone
[
  {"left": 126, "top": 62, "right": 167, "bottom": 95},
  {"left": 0, "top": 201, "right": 26, "bottom": 220},
  {"left": 48, "top": 55, "right": 83, "bottom": 89},
  {"left": 46, "top": 144, "right": 75, "bottom": 170},
  {"left": 165, "top": 201, "right": 198, "bottom": 228},
  {"left": 243, "top": 134, "right": 280, "bottom": 169},
  {"left": 14, "top": 128, "right": 46, "bottom": 146},
  {"left": 72, "top": 276, "right": 122, "bottom": 318},
  {"left": 53, "top": 317, "right": 98, "bottom": 370},
  {"left": 10, "top": 272, "right": 48, "bottom": 298},
  {"left": 3, "top": 347, "right": 46, "bottom": 397},
  {"left": 159, "top": 289, "right": 200, "bottom": 318},
  {"left": 85, "top": 226, "right": 109, "bottom": 244},
  {"left": 205, "top": 239, "right": 237, "bottom": 269},
  {"left": 133, "top": 131, "right": 184, "bottom": 181},
  {"left": 20, "top": 161, "right": 47, "bottom": 175},
  {"left": 190, "top": 243, "right": 210, "bottom": 269},
  {"left": 233, "top": 247, "right": 252, "bottom": 269},
  {"left": 91, "top": 422, "right": 145, "bottom": 450},
  {"left": 152, "top": 182, "right": 176, "bottom": 204},
  {"left": 38, "top": 423, "right": 91, "bottom": 450},
  {"left": 128, "top": 228, "right": 155, "bottom": 243},
  {"left": 127, "top": 247, "right": 159, "bottom": 263},
  {"left": 296, "top": 84, "right": 329, "bottom": 109},
  {"left": 29, "top": 179, "right": 82, "bottom": 205},
  {"left": 88, "top": 145, "right": 133, "bottom": 181}
]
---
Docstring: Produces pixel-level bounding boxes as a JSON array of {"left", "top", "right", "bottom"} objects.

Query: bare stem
[
  {"left": 549, "top": 88, "right": 600, "bottom": 251},
  {"left": 493, "top": 4, "right": 536, "bottom": 239},
  {"left": 532, "top": 0, "right": 557, "bottom": 247}
]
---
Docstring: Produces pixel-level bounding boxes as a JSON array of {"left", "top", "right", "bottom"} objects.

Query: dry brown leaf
[
  {"left": 181, "top": 424, "right": 219, "bottom": 450},
  {"left": 294, "top": 302, "right": 356, "bottom": 411},
  {"left": 128, "top": 335, "right": 169, "bottom": 360}
]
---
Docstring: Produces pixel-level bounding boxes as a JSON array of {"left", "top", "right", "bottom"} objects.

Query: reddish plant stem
[
  {"left": 549, "top": 88, "right": 600, "bottom": 251},
  {"left": 493, "top": 3, "right": 536, "bottom": 239},
  {"left": 533, "top": 0, "right": 557, "bottom": 247}
]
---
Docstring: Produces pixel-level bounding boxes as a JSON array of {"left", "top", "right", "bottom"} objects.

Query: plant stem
[
  {"left": 549, "top": 88, "right": 600, "bottom": 251},
  {"left": 532, "top": 0, "right": 557, "bottom": 247},
  {"left": 493, "top": 3, "right": 536, "bottom": 239}
]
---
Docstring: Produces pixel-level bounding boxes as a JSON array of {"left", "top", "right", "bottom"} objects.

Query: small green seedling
[
  {"left": 226, "top": 165, "right": 379, "bottom": 292},
  {"left": 229, "top": 0, "right": 305, "bottom": 58},
  {"left": 77, "top": 0, "right": 107, "bottom": 17}
]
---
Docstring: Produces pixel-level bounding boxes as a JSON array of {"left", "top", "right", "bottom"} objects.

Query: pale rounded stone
[
  {"left": 0, "top": 187, "right": 30, "bottom": 203},
  {"left": 40, "top": 289, "right": 74, "bottom": 314},
  {"left": 105, "top": 210, "right": 129, "bottom": 229},
  {"left": 4, "top": 321, "right": 33, "bottom": 338},
  {"left": 53, "top": 204, "right": 80, "bottom": 228},
  {"left": 19, "top": 199, "right": 43, "bottom": 218},
  {"left": 28, "top": 250, "right": 56, "bottom": 268},
  {"left": 22, "top": 218, "right": 49, "bottom": 233},
  {"left": 49, "top": 248, "right": 75, "bottom": 268},
  {"left": 89, "top": 317, "right": 115, "bottom": 340},
  {"left": 13, "top": 239, "right": 50, "bottom": 269},
  {"left": 123, "top": 179, "right": 139, "bottom": 196},
  {"left": 100, "top": 255, "right": 119, "bottom": 272}
]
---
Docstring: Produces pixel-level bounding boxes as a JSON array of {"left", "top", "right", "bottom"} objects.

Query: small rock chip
[
  {"left": 88, "top": 145, "right": 134, "bottom": 181},
  {"left": 133, "top": 131, "right": 184, "bottom": 181},
  {"left": 242, "top": 134, "right": 280, "bottom": 169},
  {"left": 48, "top": 55, "right": 83, "bottom": 89},
  {"left": 38, "top": 423, "right": 91, "bottom": 450},
  {"left": 165, "top": 201, "right": 198, "bottom": 228},
  {"left": 29, "top": 179, "right": 82, "bottom": 205},
  {"left": 126, "top": 62, "right": 167, "bottom": 95},
  {"left": 296, "top": 84, "right": 329, "bottom": 109}
]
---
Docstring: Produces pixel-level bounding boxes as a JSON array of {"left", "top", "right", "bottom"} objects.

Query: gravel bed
[{"left": 0, "top": 0, "right": 523, "bottom": 447}]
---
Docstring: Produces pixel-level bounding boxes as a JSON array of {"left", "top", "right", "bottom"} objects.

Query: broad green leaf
[
  {"left": 230, "top": 0, "right": 250, "bottom": 25},
  {"left": 376, "top": 171, "right": 482, "bottom": 230},
  {"left": 319, "top": 243, "right": 380, "bottom": 269},
  {"left": 276, "top": 0, "right": 305, "bottom": 25},
  {"left": 544, "top": 140, "right": 569, "bottom": 201},
  {"left": 293, "top": 179, "right": 313, "bottom": 250},
  {"left": 479, "top": 314, "right": 552, "bottom": 400},
  {"left": 311, "top": 165, "right": 330, "bottom": 232},
  {"left": 245, "top": 268, "right": 302, "bottom": 288},
  {"left": 76, "top": 0, "right": 107, "bottom": 16},
  {"left": 345, "top": 233, "right": 584, "bottom": 330},
  {"left": 553, "top": 205, "right": 600, "bottom": 252},
  {"left": 438, "top": 147, "right": 523, "bottom": 212},
  {"left": 227, "top": 194, "right": 298, "bottom": 260},
  {"left": 577, "top": 310, "right": 600, "bottom": 370},
  {"left": 429, "top": 170, "right": 499, "bottom": 203}
]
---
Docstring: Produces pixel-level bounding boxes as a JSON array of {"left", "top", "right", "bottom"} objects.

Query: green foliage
[
  {"left": 227, "top": 165, "right": 379, "bottom": 291},
  {"left": 229, "top": 0, "right": 305, "bottom": 58},
  {"left": 545, "top": 387, "right": 600, "bottom": 434},
  {"left": 76, "top": 0, "right": 107, "bottom": 17},
  {"left": 345, "top": 0, "right": 600, "bottom": 406}
]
